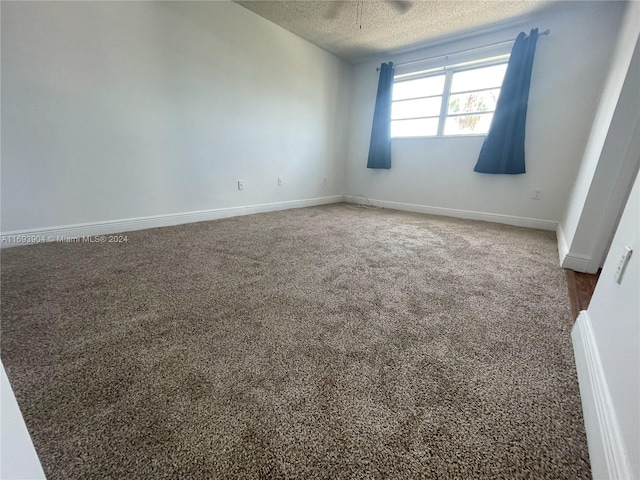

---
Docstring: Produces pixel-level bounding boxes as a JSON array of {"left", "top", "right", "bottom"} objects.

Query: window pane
[
  {"left": 392, "top": 97, "right": 442, "bottom": 119},
  {"left": 391, "top": 118, "right": 439, "bottom": 137},
  {"left": 448, "top": 89, "right": 500, "bottom": 114},
  {"left": 450, "top": 64, "right": 507, "bottom": 93},
  {"left": 444, "top": 113, "right": 494, "bottom": 135},
  {"left": 393, "top": 75, "right": 445, "bottom": 101}
]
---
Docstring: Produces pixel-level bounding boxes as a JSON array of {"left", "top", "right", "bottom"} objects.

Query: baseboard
[
  {"left": 0, "top": 195, "right": 343, "bottom": 248},
  {"left": 556, "top": 224, "right": 592, "bottom": 272},
  {"left": 572, "top": 311, "right": 633, "bottom": 480},
  {"left": 343, "top": 197, "right": 558, "bottom": 231},
  {"left": 562, "top": 254, "right": 592, "bottom": 272}
]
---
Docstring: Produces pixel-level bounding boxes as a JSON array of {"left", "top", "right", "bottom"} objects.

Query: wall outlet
[
  {"left": 237, "top": 180, "right": 244, "bottom": 190},
  {"left": 323, "top": 177, "right": 328, "bottom": 187},
  {"left": 614, "top": 246, "right": 632, "bottom": 284},
  {"left": 532, "top": 190, "right": 542, "bottom": 200},
  {"left": 277, "top": 177, "right": 283, "bottom": 186}
]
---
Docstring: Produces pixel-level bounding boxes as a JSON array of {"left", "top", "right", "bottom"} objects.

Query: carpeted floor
[{"left": 1, "top": 204, "right": 590, "bottom": 479}]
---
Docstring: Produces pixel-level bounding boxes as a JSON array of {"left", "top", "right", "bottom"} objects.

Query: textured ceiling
[{"left": 236, "top": 0, "right": 555, "bottom": 63}]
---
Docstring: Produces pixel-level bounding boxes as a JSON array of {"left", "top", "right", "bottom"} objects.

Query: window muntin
[
  {"left": 392, "top": 75, "right": 445, "bottom": 101},
  {"left": 391, "top": 56, "right": 508, "bottom": 138},
  {"left": 392, "top": 97, "right": 442, "bottom": 120},
  {"left": 444, "top": 112, "right": 494, "bottom": 136},
  {"left": 447, "top": 89, "right": 500, "bottom": 115}
]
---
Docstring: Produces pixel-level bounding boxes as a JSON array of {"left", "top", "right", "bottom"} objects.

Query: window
[{"left": 391, "top": 56, "right": 509, "bottom": 138}]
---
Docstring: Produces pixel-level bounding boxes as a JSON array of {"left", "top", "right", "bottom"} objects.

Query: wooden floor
[{"left": 565, "top": 269, "right": 600, "bottom": 320}]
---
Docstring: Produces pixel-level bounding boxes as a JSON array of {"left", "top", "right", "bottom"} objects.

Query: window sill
[{"left": 391, "top": 134, "right": 487, "bottom": 140}]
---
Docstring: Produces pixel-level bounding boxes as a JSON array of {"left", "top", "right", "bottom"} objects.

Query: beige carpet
[{"left": 1, "top": 204, "right": 590, "bottom": 479}]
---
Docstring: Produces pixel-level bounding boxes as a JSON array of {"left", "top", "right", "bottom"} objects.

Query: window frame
[{"left": 390, "top": 54, "right": 510, "bottom": 139}]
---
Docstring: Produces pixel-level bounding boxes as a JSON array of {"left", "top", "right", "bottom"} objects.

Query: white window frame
[{"left": 391, "top": 54, "right": 510, "bottom": 139}]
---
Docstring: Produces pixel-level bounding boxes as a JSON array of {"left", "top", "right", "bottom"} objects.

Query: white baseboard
[
  {"left": 0, "top": 195, "right": 343, "bottom": 248},
  {"left": 572, "top": 311, "right": 633, "bottom": 480},
  {"left": 556, "top": 224, "right": 592, "bottom": 272},
  {"left": 562, "top": 254, "right": 592, "bottom": 272},
  {"left": 343, "top": 196, "right": 558, "bottom": 231}
]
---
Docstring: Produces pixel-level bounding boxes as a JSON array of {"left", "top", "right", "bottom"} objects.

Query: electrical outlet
[
  {"left": 237, "top": 180, "right": 244, "bottom": 191},
  {"left": 614, "top": 246, "right": 632, "bottom": 284},
  {"left": 532, "top": 190, "right": 542, "bottom": 200},
  {"left": 278, "top": 177, "right": 283, "bottom": 186},
  {"left": 324, "top": 177, "right": 328, "bottom": 187}
]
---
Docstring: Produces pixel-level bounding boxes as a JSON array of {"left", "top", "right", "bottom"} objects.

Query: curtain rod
[{"left": 376, "top": 29, "right": 550, "bottom": 71}]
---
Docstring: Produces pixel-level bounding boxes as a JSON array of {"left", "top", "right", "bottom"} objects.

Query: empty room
[{"left": 1, "top": 0, "right": 638, "bottom": 478}]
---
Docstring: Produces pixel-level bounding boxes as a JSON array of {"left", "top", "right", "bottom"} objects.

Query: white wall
[
  {"left": 0, "top": 1, "right": 351, "bottom": 234},
  {"left": 572, "top": 170, "right": 639, "bottom": 479},
  {"left": 558, "top": 1, "right": 640, "bottom": 273},
  {"left": 344, "top": 1, "right": 626, "bottom": 229}
]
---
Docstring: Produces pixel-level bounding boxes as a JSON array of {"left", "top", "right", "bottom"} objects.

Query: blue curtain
[
  {"left": 474, "top": 29, "right": 539, "bottom": 175},
  {"left": 367, "top": 62, "right": 394, "bottom": 169}
]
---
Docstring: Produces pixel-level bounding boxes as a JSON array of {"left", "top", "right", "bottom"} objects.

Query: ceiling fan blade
[{"left": 389, "top": 0, "right": 413, "bottom": 14}]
